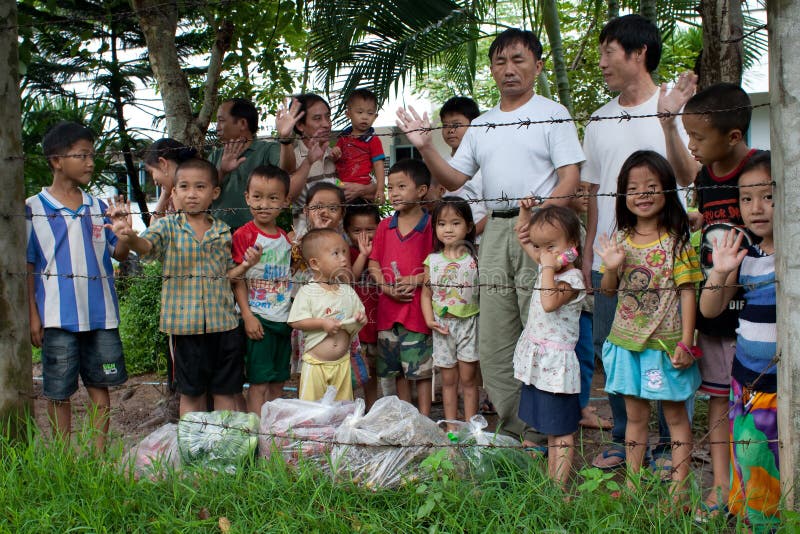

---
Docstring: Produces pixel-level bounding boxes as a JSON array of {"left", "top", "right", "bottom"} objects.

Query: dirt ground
[{"left": 30, "top": 363, "right": 713, "bottom": 488}]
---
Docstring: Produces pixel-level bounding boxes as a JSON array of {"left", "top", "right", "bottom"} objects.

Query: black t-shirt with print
[{"left": 695, "top": 149, "right": 757, "bottom": 338}]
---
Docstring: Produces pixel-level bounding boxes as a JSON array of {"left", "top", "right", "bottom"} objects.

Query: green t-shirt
[{"left": 209, "top": 140, "right": 281, "bottom": 230}]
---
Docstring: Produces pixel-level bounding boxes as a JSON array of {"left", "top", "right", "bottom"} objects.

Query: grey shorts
[
  {"left": 432, "top": 315, "right": 479, "bottom": 368},
  {"left": 42, "top": 328, "right": 127, "bottom": 401},
  {"left": 696, "top": 333, "right": 736, "bottom": 397}
]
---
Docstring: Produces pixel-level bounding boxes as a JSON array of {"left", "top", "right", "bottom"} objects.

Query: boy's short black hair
[
  {"left": 224, "top": 98, "right": 258, "bottom": 134},
  {"left": 388, "top": 158, "right": 431, "bottom": 188},
  {"left": 488, "top": 28, "right": 543, "bottom": 62},
  {"left": 599, "top": 14, "right": 662, "bottom": 73},
  {"left": 247, "top": 164, "right": 290, "bottom": 196},
  {"left": 346, "top": 88, "right": 378, "bottom": 108},
  {"left": 301, "top": 227, "right": 342, "bottom": 262},
  {"left": 42, "top": 121, "right": 94, "bottom": 168},
  {"left": 344, "top": 198, "right": 381, "bottom": 229},
  {"left": 685, "top": 82, "right": 752, "bottom": 136},
  {"left": 175, "top": 158, "right": 220, "bottom": 188},
  {"left": 439, "top": 97, "right": 480, "bottom": 122}
]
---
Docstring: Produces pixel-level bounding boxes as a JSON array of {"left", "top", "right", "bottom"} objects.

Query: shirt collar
[
  {"left": 38, "top": 187, "right": 93, "bottom": 218},
  {"left": 176, "top": 211, "right": 229, "bottom": 240},
  {"left": 388, "top": 210, "right": 429, "bottom": 232},
  {"left": 340, "top": 125, "right": 376, "bottom": 142}
]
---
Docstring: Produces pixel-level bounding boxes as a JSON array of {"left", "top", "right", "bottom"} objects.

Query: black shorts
[{"left": 169, "top": 326, "right": 245, "bottom": 397}]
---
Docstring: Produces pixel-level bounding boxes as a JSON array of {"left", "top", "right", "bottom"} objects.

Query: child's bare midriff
[{"left": 308, "top": 330, "right": 351, "bottom": 361}]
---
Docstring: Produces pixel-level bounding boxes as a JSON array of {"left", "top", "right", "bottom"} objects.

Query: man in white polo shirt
[{"left": 397, "top": 28, "right": 583, "bottom": 444}]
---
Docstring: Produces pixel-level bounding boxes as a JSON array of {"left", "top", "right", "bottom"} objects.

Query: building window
[{"left": 393, "top": 145, "right": 422, "bottom": 162}]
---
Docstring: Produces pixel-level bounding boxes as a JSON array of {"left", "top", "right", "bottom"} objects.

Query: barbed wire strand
[
  {"left": 15, "top": 180, "right": 776, "bottom": 220},
  {"left": 3, "top": 102, "right": 770, "bottom": 163}
]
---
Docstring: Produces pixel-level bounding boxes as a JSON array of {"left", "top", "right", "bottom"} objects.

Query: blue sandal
[{"left": 591, "top": 447, "right": 625, "bottom": 470}]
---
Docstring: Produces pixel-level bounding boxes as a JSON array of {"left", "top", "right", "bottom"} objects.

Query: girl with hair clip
[
  {"left": 143, "top": 138, "right": 198, "bottom": 219},
  {"left": 514, "top": 203, "right": 585, "bottom": 488},
  {"left": 421, "top": 196, "right": 480, "bottom": 428},
  {"left": 595, "top": 150, "right": 703, "bottom": 499}
]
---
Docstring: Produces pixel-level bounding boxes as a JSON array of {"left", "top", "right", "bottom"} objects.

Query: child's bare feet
[{"left": 578, "top": 406, "right": 612, "bottom": 429}]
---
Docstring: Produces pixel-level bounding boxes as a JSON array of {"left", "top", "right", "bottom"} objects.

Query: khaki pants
[{"left": 478, "top": 215, "right": 541, "bottom": 442}]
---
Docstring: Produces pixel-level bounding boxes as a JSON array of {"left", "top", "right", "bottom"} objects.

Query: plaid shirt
[{"left": 141, "top": 213, "right": 238, "bottom": 335}]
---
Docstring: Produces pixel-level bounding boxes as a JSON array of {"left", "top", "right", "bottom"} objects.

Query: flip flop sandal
[
  {"left": 591, "top": 447, "right": 625, "bottom": 470},
  {"left": 693, "top": 502, "right": 728, "bottom": 525}
]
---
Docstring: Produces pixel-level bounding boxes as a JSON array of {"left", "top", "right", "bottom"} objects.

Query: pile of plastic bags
[{"left": 123, "top": 389, "right": 528, "bottom": 487}]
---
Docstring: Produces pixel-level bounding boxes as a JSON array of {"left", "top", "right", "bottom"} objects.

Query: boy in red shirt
[
  {"left": 334, "top": 88, "right": 386, "bottom": 204},
  {"left": 368, "top": 159, "right": 433, "bottom": 415}
]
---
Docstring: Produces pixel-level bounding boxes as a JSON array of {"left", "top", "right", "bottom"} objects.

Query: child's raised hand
[
  {"left": 658, "top": 71, "right": 697, "bottom": 125},
  {"left": 539, "top": 249, "right": 561, "bottom": 270},
  {"left": 594, "top": 233, "right": 625, "bottom": 271},
  {"left": 711, "top": 228, "right": 748, "bottom": 276},
  {"left": 243, "top": 313, "right": 264, "bottom": 340},
  {"left": 357, "top": 232, "right": 373, "bottom": 257},
  {"left": 219, "top": 137, "right": 248, "bottom": 175},
  {"left": 330, "top": 146, "right": 342, "bottom": 162},
  {"left": 241, "top": 244, "right": 262, "bottom": 269},
  {"left": 104, "top": 199, "right": 135, "bottom": 240}
]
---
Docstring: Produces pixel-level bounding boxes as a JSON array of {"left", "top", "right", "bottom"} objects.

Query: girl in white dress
[{"left": 514, "top": 203, "right": 585, "bottom": 488}]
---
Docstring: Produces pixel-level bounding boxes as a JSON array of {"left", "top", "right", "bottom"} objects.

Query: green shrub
[{"left": 118, "top": 259, "right": 166, "bottom": 376}]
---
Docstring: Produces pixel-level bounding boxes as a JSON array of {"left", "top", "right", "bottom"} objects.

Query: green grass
[{"left": 1, "top": 427, "right": 796, "bottom": 533}]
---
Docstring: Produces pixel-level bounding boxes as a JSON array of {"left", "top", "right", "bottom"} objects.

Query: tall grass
[{"left": 0, "top": 428, "right": 792, "bottom": 533}]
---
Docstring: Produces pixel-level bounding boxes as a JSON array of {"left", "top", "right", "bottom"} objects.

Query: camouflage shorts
[{"left": 377, "top": 323, "right": 433, "bottom": 380}]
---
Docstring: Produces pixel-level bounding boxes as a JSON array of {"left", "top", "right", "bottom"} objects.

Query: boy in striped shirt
[{"left": 27, "top": 121, "right": 130, "bottom": 452}]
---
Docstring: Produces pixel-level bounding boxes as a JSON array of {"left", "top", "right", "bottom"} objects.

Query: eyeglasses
[{"left": 60, "top": 152, "right": 96, "bottom": 161}]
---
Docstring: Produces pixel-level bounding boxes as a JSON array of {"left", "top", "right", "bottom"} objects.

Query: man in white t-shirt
[
  {"left": 581, "top": 14, "right": 697, "bottom": 470},
  {"left": 397, "top": 29, "right": 584, "bottom": 445}
]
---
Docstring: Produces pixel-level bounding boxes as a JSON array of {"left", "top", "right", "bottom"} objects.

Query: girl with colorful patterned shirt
[
  {"left": 421, "top": 197, "right": 480, "bottom": 428},
  {"left": 596, "top": 151, "right": 702, "bottom": 497}
]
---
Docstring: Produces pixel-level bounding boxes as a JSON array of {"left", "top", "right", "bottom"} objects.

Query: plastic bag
[
  {"left": 177, "top": 411, "right": 260, "bottom": 474},
  {"left": 122, "top": 423, "right": 180, "bottom": 481},
  {"left": 331, "top": 396, "right": 450, "bottom": 488},
  {"left": 442, "top": 415, "right": 534, "bottom": 480},
  {"left": 259, "top": 386, "right": 356, "bottom": 464}
]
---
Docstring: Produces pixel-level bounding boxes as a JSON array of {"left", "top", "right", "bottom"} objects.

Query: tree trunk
[
  {"left": 607, "top": 0, "right": 619, "bottom": 20},
  {"left": 697, "top": 0, "right": 744, "bottom": 89},
  {"left": 0, "top": 0, "right": 33, "bottom": 441},
  {"left": 769, "top": 0, "right": 800, "bottom": 511},
  {"left": 541, "top": 0, "right": 573, "bottom": 113},
  {"left": 639, "top": 0, "right": 657, "bottom": 26},
  {"left": 132, "top": 0, "right": 203, "bottom": 147},
  {"left": 109, "top": 26, "right": 150, "bottom": 225}
]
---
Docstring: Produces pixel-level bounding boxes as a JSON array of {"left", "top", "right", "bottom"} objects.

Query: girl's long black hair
[
  {"left": 431, "top": 196, "right": 476, "bottom": 254},
  {"left": 615, "top": 150, "right": 691, "bottom": 256},
  {"left": 142, "top": 138, "right": 197, "bottom": 166}
]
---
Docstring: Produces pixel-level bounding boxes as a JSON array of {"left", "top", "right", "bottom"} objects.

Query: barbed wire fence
[{"left": 11, "top": 101, "right": 782, "bottom": 489}]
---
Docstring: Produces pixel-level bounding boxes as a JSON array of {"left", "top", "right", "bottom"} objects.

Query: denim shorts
[{"left": 41, "top": 328, "right": 127, "bottom": 401}]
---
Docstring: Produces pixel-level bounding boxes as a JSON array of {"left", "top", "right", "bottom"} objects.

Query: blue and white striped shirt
[
  {"left": 26, "top": 188, "right": 120, "bottom": 332},
  {"left": 735, "top": 245, "right": 776, "bottom": 381}
]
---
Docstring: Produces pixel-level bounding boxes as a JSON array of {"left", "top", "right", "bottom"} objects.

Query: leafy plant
[
  {"left": 117, "top": 260, "right": 166, "bottom": 376},
  {"left": 576, "top": 466, "right": 620, "bottom": 493}
]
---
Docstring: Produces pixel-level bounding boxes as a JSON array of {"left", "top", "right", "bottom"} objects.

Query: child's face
[
  {"left": 440, "top": 112, "right": 471, "bottom": 151},
  {"left": 310, "top": 234, "right": 351, "bottom": 281},
  {"left": 739, "top": 168, "right": 773, "bottom": 242},
  {"left": 172, "top": 168, "right": 220, "bottom": 214},
  {"left": 305, "top": 189, "right": 343, "bottom": 229},
  {"left": 345, "top": 97, "right": 378, "bottom": 134},
  {"left": 435, "top": 205, "right": 471, "bottom": 247},
  {"left": 570, "top": 181, "right": 591, "bottom": 214},
  {"left": 422, "top": 178, "right": 446, "bottom": 211},
  {"left": 682, "top": 114, "right": 738, "bottom": 167},
  {"left": 246, "top": 176, "right": 287, "bottom": 228},
  {"left": 52, "top": 139, "right": 95, "bottom": 186},
  {"left": 625, "top": 165, "right": 665, "bottom": 223},
  {"left": 345, "top": 214, "right": 378, "bottom": 248},
  {"left": 387, "top": 171, "right": 427, "bottom": 213},
  {"left": 528, "top": 220, "right": 574, "bottom": 266}
]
